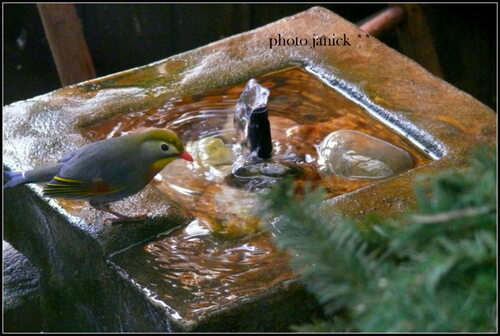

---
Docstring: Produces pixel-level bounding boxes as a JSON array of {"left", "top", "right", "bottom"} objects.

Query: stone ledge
[{"left": 3, "top": 241, "right": 42, "bottom": 332}]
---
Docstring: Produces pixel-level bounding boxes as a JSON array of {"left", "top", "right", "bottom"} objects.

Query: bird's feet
[{"left": 106, "top": 214, "right": 148, "bottom": 226}]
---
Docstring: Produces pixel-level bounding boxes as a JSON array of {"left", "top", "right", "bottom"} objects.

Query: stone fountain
[{"left": 3, "top": 7, "right": 496, "bottom": 332}]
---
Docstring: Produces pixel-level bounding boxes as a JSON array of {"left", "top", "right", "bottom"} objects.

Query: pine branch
[
  {"left": 411, "top": 205, "right": 494, "bottom": 224},
  {"left": 261, "top": 145, "right": 496, "bottom": 332}
]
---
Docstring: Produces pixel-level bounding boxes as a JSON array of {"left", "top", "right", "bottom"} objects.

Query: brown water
[
  {"left": 83, "top": 67, "right": 430, "bottom": 233},
  {"left": 86, "top": 66, "right": 431, "bottom": 321},
  {"left": 83, "top": 67, "right": 429, "bottom": 169},
  {"left": 110, "top": 220, "right": 293, "bottom": 322}
]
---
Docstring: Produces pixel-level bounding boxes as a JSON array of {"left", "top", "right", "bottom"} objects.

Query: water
[
  {"left": 303, "top": 63, "right": 446, "bottom": 160},
  {"left": 83, "top": 66, "right": 431, "bottom": 235},
  {"left": 84, "top": 66, "right": 433, "bottom": 321},
  {"left": 110, "top": 220, "right": 293, "bottom": 322}
]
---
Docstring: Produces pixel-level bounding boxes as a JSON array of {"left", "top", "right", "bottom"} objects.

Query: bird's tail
[
  {"left": 4, "top": 170, "right": 25, "bottom": 188},
  {"left": 4, "top": 163, "right": 64, "bottom": 189}
]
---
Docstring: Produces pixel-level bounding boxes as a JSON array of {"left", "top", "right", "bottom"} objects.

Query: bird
[{"left": 4, "top": 128, "right": 194, "bottom": 224}]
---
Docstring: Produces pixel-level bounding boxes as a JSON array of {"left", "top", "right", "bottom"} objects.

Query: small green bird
[{"left": 4, "top": 128, "right": 193, "bottom": 224}]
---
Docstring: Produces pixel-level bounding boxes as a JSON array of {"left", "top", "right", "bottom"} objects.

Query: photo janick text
[{"left": 269, "top": 33, "right": 351, "bottom": 49}]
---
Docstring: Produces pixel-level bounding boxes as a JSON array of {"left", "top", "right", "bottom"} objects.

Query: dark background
[{"left": 3, "top": 4, "right": 497, "bottom": 109}]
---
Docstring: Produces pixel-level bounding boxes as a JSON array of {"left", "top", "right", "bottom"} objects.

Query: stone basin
[{"left": 3, "top": 6, "right": 496, "bottom": 332}]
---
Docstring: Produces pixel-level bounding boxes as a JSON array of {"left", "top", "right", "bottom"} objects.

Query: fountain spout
[
  {"left": 234, "top": 79, "right": 273, "bottom": 160},
  {"left": 228, "top": 78, "right": 303, "bottom": 191}
]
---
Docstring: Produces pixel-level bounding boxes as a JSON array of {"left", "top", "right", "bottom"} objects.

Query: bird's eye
[{"left": 160, "top": 143, "right": 169, "bottom": 152}]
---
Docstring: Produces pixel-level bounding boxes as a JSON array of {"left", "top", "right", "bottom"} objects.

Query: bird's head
[{"left": 136, "top": 129, "right": 193, "bottom": 176}]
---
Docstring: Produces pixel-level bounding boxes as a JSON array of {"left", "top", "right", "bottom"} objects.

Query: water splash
[{"left": 234, "top": 79, "right": 272, "bottom": 160}]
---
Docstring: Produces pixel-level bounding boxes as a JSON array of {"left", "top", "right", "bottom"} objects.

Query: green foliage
[{"left": 261, "top": 145, "right": 497, "bottom": 332}]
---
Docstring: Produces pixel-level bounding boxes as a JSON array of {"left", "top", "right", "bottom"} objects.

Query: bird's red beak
[{"left": 178, "top": 151, "right": 194, "bottom": 162}]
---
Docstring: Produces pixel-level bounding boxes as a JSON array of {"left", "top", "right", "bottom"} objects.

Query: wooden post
[{"left": 37, "top": 4, "right": 96, "bottom": 86}]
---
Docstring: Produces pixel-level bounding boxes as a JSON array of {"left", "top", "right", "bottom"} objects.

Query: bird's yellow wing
[{"left": 43, "top": 176, "right": 122, "bottom": 199}]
